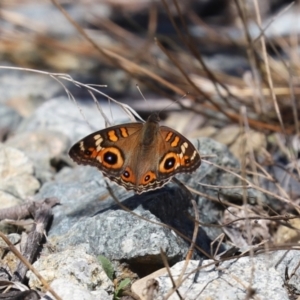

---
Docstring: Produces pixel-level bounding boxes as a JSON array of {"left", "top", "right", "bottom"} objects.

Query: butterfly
[{"left": 69, "top": 113, "right": 201, "bottom": 194}]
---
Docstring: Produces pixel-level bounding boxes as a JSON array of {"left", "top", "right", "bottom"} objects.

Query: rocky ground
[
  {"left": 0, "top": 1, "right": 300, "bottom": 300},
  {"left": 0, "top": 68, "right": 297, "bottom": 300}
]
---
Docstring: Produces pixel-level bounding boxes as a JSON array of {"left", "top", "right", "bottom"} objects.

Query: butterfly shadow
[{"left": 95, "top": 183, "right": 225, "bottom": 260}]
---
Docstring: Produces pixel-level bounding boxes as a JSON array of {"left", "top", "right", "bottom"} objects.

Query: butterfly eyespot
[
  {"left": 84, "top": 150, "right": 91, "bottom": 155},
  {"left": 164, "top": 157, "right": 175, "bottom": 170},
  {"left": 184, "top": 158, "right": 191, "bottom": 164},
  {"left": 140, "top": 172, "right": 156, "bottom": 185},
  {"left": 104, "top": 151, "right": 118, "bottom": 165},
  {"left": 123, "top": 171, "right": 130, "bottom": 178}
]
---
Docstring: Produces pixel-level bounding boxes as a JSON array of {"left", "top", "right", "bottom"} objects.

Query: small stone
[
  {"left": 46, "top": 278, "right": 112, "bottom": 300},
  {"left": 274, "top": 218, "right": 300, "bottom": 244},
  {"left": 0, "top": 145, "right": 40, "bottom": 201},
  {"left": 0, "top": 103, "right": 22, "bottom": 141},
  {"left": 27, "top": 246, "right": 113, "bottom": 294},
  {"left": 143, "top": 251, "right": 291, "bottom": 300},
  {"left": 5, "top": 129, "right": 70, "bottom": 183}
]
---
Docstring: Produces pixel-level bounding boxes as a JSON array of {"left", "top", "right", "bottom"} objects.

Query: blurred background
[
  {"left": 0, "top": 0, "right": 299, "bottom": 180},
  {"left": 0, "top": 0, "right": 298, "bottom": 120}
]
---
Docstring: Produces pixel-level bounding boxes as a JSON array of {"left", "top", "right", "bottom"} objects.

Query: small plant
[
  {"left": 114, "top": 278, "right": 131, "bottom": 300},
  {"left": 98, "top": 255, "right": 114, "bottom": 281},
  {"left": 98, "top": 255, "right": 131, "bottom": 300}
]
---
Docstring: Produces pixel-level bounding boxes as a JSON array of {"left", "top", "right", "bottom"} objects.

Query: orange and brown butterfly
[{"left": 69, "top": 113, "right": 201, "bottom": 194}]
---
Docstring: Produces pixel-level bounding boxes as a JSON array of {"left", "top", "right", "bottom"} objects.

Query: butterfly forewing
[{"left": 69, "top": 122, "right": 144, "bottom": 175}]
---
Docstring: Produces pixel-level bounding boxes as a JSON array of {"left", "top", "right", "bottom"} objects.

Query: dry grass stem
[{"left": 0, "top": 232, "right": 62, "bottom": 300}]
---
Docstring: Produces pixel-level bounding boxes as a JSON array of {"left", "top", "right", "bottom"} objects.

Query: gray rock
[
  {"left": 35, "top": 165, "right": 131, "bottom": 236},
  {"left": 16, "top": 97, "right": 131, "bottom": 143},
  {"left": 51, "top": 208, "right": 192, "bottom": 265},
  {"left": 0, "top": 71, "right": 62, "bottom": 110},
  {"left": 150, "top": 251, "right": 293, "bottom": 300},
  {"left": 261, "top": 163, "right": 299, "bottom": 211},
  {"left": 27, "top": 246, "right": 113, "bottom": 294},
  {"left": 106, "top": 185, "right": 221, "bottom": 259},
  {"left": 5, "top": 129, "right": 70, "bottom": 183},
  {"left": 0, "top": 233, "right": 21, "bottom": 249},
  {"left": 174, "top": 137, "right": 268, "bottom": 241},
  {"left": 44, "top": 279, "right": 112, "bottom": 300},
  {"left": 0, "top": 145, "right": 40, "bottom": 204},
  {"left": 53, "top": 208, "right": 189, "bottom": 266},
  {"left": 0, "top": 190, "right": 22, "bottom": 209},
  {"left": 272, "top": 250, "right": 300, "bottom": 293},
  {"left": 9, "top": 3, "right": 111, "bottom": 38},
  {"left": 0, "top": 104, "right": 22, "bottom": 141}
]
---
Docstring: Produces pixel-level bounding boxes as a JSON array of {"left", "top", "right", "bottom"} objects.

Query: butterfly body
[{"left": 69, "top": 113, "right": 201, "bottom": 194}]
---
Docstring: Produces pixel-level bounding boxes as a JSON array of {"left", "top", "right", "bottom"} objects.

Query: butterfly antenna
[
  {"left": 136, "top": 84, "right": 152, "bottom": 113},
  {"left": 157, "top": 92, "right": 189, "bottom": 115},
  {"left": 136, "top": 84, "right": 189, "bottom": 117},
  {"left": 136, "top": 84, "right": 147, "bottom": 102},
  {"left": 135, "top": 83, "right": 153, "bottom": 120}
]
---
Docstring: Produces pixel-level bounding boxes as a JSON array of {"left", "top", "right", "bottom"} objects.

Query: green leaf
[
  {"left": 115, "top": 278, "right": 131, "bottom": 296},
  {"left": 98, "top": 255, "right": 114, "bottom": 281}
]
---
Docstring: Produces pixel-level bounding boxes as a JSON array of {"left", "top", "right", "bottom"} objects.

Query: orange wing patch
[
  {"left": 120, "top": 127, "right": 129, "bottom": 138},
  {"left": 171, "top": 136, "right": 180, "bottom": 147},
  {"left": 165, "top": 132, "right": 173, "bottom": 142},
  {"left": 108, "top": 130, "right": 118, "bottom": 142}
]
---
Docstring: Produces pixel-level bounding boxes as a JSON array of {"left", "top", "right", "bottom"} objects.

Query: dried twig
[{"left": 0, "top": 231, "right": 61, "bottom": 300}]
